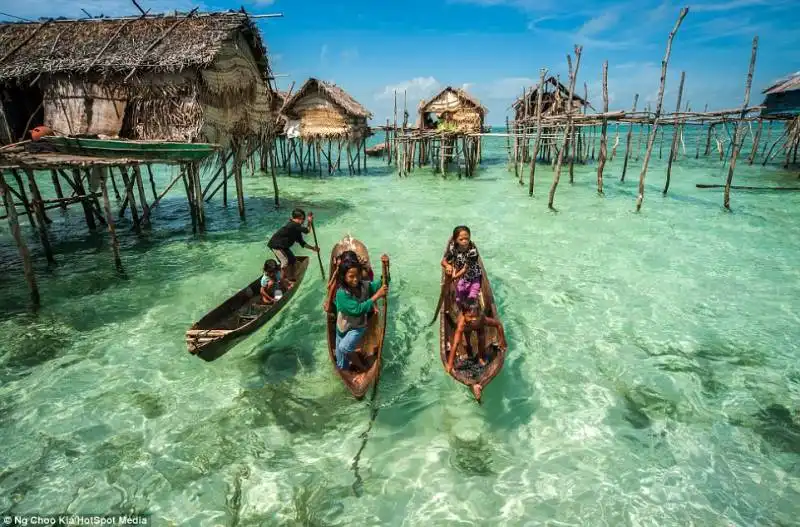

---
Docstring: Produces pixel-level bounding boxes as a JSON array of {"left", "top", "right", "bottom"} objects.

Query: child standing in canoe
[
  {"left": 441, "top": 225, "right": 482, "bottom": 307},
  {"left": 333, "top": 254, "right": 389, "bottom": 370},
  {"left": 447, "top": 299, "right": 507, "bottom": 398},
  {"left": 267, "top": 208, "right": 320, "bottom": 281}
]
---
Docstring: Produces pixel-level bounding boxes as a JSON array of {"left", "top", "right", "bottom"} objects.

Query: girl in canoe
[
  {"left": 333, "top": 254, "right": 389, "bottom": 370},
  {"left": 441, "top": 226, "right": 481, "bottom": 308},
  {"left": 446, "top": 299, "right": 507, "bottom": 396},
  {"left": 260, "top": 259, "right": 290, "bottom": 304}
]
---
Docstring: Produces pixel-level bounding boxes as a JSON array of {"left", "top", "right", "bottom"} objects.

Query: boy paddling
[{"left": 267, "top": 208, "right": 320, "bottom": 281}]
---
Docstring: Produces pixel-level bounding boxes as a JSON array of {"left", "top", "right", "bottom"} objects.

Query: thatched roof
[
  {"left": 763, "top": 72, "right": 800, "bottom": 95},
  {"left": 511, "top": 76, "right": 589, "bottom": 112},
  {"left": 0, "top": 11, "right": 271, "bottom": 83},
  {"left": 420, "top": 86, "right": 488, "bottom": 115},
  {"left": 282, "top": 78, "right": 372, "bottom": 120}
]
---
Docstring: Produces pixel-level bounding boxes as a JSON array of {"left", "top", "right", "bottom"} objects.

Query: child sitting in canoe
[
  {"left": 441, "top": 225, "right": 482, "bottom": 308},
  {"left": 267, "top": 208, "right": 320, "bottom": 282},
  {"left": 333, "top": 254, "right": 389, "bottom": 370},
  {"left": 446, "top": 298, "right": 507, "bottom": 377},
  {"left": 260, "top": 259, "right": 290, "bottom": 304}
]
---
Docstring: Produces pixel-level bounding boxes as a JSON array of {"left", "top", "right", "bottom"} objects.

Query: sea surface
[{"left": 1, "top": 127, "right": 800, "bottom": 526}]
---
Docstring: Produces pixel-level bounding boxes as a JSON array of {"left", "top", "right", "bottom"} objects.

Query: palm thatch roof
[
  {"left": 0, "top": 11, "right": 271, "bottom": 83},
  {"left": 763, "top": 72, "right": 800, "bottom": 95},
  {"left": 511, "top": 76, "right": 590, "bottom": 113},
  {"left": 282, "top": 78, "right": 372, "bottom": 120},
  {"left": 420, "top": 86, "right": 488, "bottom": 115}
]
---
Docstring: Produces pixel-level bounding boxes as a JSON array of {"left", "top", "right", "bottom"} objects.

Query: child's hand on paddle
[
  {"left": 380, "top": 254, "right": 389, "bottom": 264},
  {"left": 307, "top": 213, "right": 314, "bottom": 224},
  {"left": 373, "top": 285, "right": 388, "bottom": 300}
]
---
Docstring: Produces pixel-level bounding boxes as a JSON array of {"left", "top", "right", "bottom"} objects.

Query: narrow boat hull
[
  {"left": 438, "top": 240, "right": 506, "bottom": 402},
  {"left": 186, "top": 257, "right": 310, "bottom": 361},
  {"left": 325, "top": 236, "right": 386, "bottom": 399},
  {"left": 40, "top": 136, "right": 220, "bottom": 162}
]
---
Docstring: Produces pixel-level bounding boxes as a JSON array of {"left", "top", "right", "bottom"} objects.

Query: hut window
[{"left": 1, "top": 84, "right": 44, "bottom": 141}]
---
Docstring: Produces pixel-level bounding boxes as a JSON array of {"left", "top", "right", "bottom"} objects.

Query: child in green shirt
[{"left": 334, "top": 254, "right": 390, "bottom": 370}]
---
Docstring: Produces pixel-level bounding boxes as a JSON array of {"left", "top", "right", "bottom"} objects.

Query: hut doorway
[
  {"left": 1, "top": 84, "right": 44, "bottom": 142},
  {"left": 423, "top": 112, "right": 438, "bottom": 129}
]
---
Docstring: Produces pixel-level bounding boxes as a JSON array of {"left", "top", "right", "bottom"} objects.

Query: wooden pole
[
  {"left": 234, "top": 143, "right": 245, "bottom": 219},
  {"left": 696, "top": 103, "right": 708, "bottom": 159},
  {"left": 597, "top": 60, "right": 609, "bottom": 195},
  {"left": 724, "top": 36, "right": 758, "bottom": 210},
  {"left": 11, "top": 170, "right": 37, "bottom": 232},
  {"left": 761, "top": 120, "right": 772, "bottom": 157},
  {"left": 118, "top": 166, "right": 141, "bottom": 232},
  {"left": 181, "top": 166, "right": 197, "bottom": 233},
  {"left": 705, "top": 122, "right": 715, "bottom": 156},
  {"left": 663, "top": 70, "right": 686, "bottom": 195},
  {"left": 1, "top": 173, "right": 39, "bottom": 307},
  {"left": 22, "top": 168, "right": 55, "bottom": 263},
  {"left": 191, "top": 162, "right": 205, "bottom": 230},
  {"left": 99, "top": 169, "right": 124, "bottom": 274},
  {"left": 132, "top": 165, "right": 151, "bottom": 227},
  {"left": 145, "top": 164, "right": 157, "bottom": 200},
  {"left": 548, "top": 45, "right": 582, "bottom": 209},
  {"left": 636, "top": 7, "right": 688, "bottom": 212},
  {"left": 529, "top": 69, "right": 547, "bottom": 196},
  {"left": 50, "top": 169, "right": 66, "bottom": 210},
  {"left": 748, "top": 118, "right": 763, "bottom": 165},
  {"left": 271, "top": 144, "right": 280, "bottom": 208}
]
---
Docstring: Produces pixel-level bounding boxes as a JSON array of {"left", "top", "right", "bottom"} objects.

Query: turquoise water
[{"left": 2, "top": 130, "right": 800, "bottom": 526}]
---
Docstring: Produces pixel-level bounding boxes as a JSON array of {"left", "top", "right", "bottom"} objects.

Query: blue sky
[{"left": 1, "top": 0, "right": 797, "bottom": 126}]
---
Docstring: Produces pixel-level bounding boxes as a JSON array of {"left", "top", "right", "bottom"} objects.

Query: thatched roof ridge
[
  {"left": 763, "top": 72, "right": 800, "bottom": 95},
  {"left": 282, "top": 78, "right": 372, "bottom": 119},
  {"left": 0, "top": 11, "right": 271, "bottom": 83},
  {"left": 421, "top": 86, "right": 488, "bottom": 115},
  {"left": 511, "top": 76, "right": 589, "bottom": 110}
]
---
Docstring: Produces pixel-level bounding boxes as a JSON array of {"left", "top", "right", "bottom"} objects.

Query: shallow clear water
[{"left": 2, "top": 128, "right": 800, "bottom": 526}]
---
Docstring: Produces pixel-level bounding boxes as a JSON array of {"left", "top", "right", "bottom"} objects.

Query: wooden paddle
[
  {"left": 428, "top": 273, "right": 449, "bottom": 327},
  {"left": 308, "top": 211, "right": 325, "bottom": 280}
]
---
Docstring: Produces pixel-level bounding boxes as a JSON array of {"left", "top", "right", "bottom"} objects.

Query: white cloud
[
  {"left": 692, "top": 0, "right": 773, "bottom": 12},
  {"left": 376, "top": 77, "right": 441, "bottom": 101},
  {"left": 576, "top": 11, "right": 620, "bottom": 37},
  {"left": 251, "top": 0, "right": 275, "bottom": 5},
  {"left": 320, "top": 44, "right": 329, "bottom": 63},
  {"left": 461, "top": 82, "right": 474, "bottom": 92}
]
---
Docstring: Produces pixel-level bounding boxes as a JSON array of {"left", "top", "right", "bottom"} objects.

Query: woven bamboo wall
[{"left": 43, "top": 77, "right": 127, "bottom": 136}]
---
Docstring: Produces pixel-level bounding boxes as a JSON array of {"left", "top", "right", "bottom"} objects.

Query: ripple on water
[{"left": 1, "top": 137, "right": 800, "bottom": 524}]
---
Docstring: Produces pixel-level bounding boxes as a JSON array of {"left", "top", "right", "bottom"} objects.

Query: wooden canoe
[
  {"left": 325, "top": 236, "right": 387, "bottom": 399},
  {"left": 38, "top": 136, "right": 220, "bottom": 162},
  {"left": 438, "top": 240, "right": 506, "bottom": 402},
  {"left": 186, "top": 256, "right": 310, "bottom": 361}
]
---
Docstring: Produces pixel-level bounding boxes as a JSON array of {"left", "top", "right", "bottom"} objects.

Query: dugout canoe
[
  {"left": 438, "top": 240, "right": 506, "bottom": 402},
  {"left": 185, "top": 256, "right": 310, "bottom": 361},
  {"left": 324, "top": 236, "right": 388, "bottom": 399}
]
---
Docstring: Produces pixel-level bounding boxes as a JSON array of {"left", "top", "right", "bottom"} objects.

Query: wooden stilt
[
  {"left": 724, "top": 36, "right": 759, "bottom": 210},
  {"left": 22, "top": 168, "right": 56, "bottom": 264},
  {"left": 529, "top": 68, "right": 547, "bottom": 197},
  {"left": 109, "top": 169, "right": 122, "bottom": 201},
  {"left": 271, "top": 144, "right": 280, "bottom": 208},
  {"left": 133, "top": 165, "right": 151, "bottom": 227},
  {"left": 636, "top": 8, "right": 688, "bottom": 212},
  {"left": 50, "top": 169, "right": 66, "bottom": 210},
  {"left": 118, "top": 166, "right": 141, "bottom": 233},
  {"left": 597, "top": 60, "right": 609, "bottom": 195},
  {"left": 11, "top": 170, "right": 36, "bottom": 232},
  {"left": 663, "top": 71, "right": 686, "bottom": 196},
  {"left": 99, "top": 169, "right": 124, "bottom": 275},
  {"left": 191, "top": 162, "right": 205, "bottom": 229},
  {"left": 1, "top": 173, "right": 39, "bottom": 307},
  {"left": 705, "top": 122, "right": 715, "bottom": 156},
  {"left": 761, "top": 121, "right": 772, "bottom": 157},
  {"left": 71, "top": 168, "right": 98, "bottom": 231},
  {"left": 235, "top": 145, "right": 245, "bottom": 219},
  {"left": 145, "top": 164, "right": 157, "bottom": 200},
  {"left": 182, "top": 165, "right": 197, "bottom": 233},
  {"left": 548, "top": 46, "right": 582, "bottom": 209}
]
